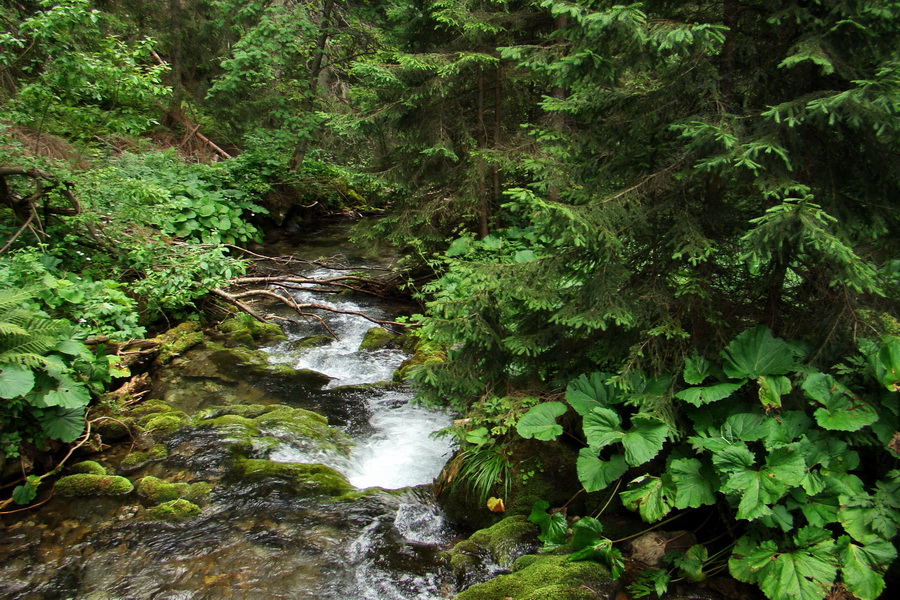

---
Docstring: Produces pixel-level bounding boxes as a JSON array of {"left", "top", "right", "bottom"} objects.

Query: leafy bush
[
  {"left": 0, "top": 288, "right": 117, "bottom": 460},
  {"left": 517, "top": 326, "right": 899, "bottom": 600}
]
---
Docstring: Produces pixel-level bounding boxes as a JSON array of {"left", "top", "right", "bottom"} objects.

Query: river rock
[
  {"left": 358, "top": 326, "right": 398, "bottom": 351},
  {"left": 444, "top": 515, "right": 540, "bottom": 589},
  {"left": 55, "top": 474, "right": 134, "bottom": 497},
  {"left": 455, "top": 554, "right": 614, "bottom": 600}
]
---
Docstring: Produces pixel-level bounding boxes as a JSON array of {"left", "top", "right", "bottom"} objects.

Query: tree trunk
[{"left": 290, "top": 0, "right": 336, "bottom": 170}]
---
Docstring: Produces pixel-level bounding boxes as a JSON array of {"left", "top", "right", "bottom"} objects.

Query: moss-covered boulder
[
  {"left": 139, "top": 410, "right": 190, "bottom": 434},
  {"left": 120, "top": 444, "right": 168, "bottom": 470},
  {"left": 154, "top": 321, "right": 204, "bottom": 365},
  {"left": 218, "top": 314, "right": 288, "bottom": 347},
  {"left": 233, "top": 458, "right": 353, "bottom": 497},
  {"left": 455, "top": 554, "right": 613, "bottom": 600},
  {"left": 445, "top": 516, "right": 540, "bottom": 589},
  {"left": 69, "top": 461, "right": 107, "bottom": 476},
  {"left": 137, "top": 476, "right": 211, "bottom": 504},
  {"left": 392, "top": 340, "right": 445, "bottom": 382},
  {"left": 288, "top": 335, "right": 333, "bottom": 352},
  {"left": 358, "top": 327, "right": 398, "bottom": 351},
  {"left": 56, "top": 474, "right": 134, "bottom": 497},
  {"left": 146, "top": 498, "right": 202, "bottom": 521}
]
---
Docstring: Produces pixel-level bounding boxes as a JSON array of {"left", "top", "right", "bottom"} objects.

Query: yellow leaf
[{"left": 487, "top": 497, "right": 505, "bottom": 512}]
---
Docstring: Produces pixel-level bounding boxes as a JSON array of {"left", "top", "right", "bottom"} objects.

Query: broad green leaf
[
  {"left": 582, "top": 407, "right": 623, "bottom": 450},
  {"left": 719, "top": 446, "right": 805, "bottom": 521},
  {"left": 669, "top": 458, "right": 718, "bottom": 508},
  {"left": 757, "top": 375, "right": 791, "bottom": 411},
  {"left": 803, "top": 372, "right": 878, "bottom": 431},
  {"left": 566, "top": 371, "right": 620, "bottom": 415},
  {"left": 620, "top": 475, "right": 672, "bottom": 523},
  {"left": 764, "top": 411, "right": 812, "bottom": 448},
  {"left": 788, "top": 489, "right": 839, "bottom": 527},
  {"left": 577, "top": 449, "right": 628, "bottom": 492},
  {"left": 12, "top": 476, "right": 40, "bottom": 505},
  {"left": 722, "top": 326, "right": 796, "bottom": 379},
  {"left": 465, "top": 427, "right": 490, "bottom": 445},
  {"left": 571, "top": 516, "right": 604, "bottom": 550},
  {"left": 621, "top": 415, "right": 668, "bottom": 466},
  {"left": 838, "top": 536, "right": 896, "bottom": 600},
  {"left": 675, "top": 544, "right": 708, "bottom": 582},
  {"left": 730, "top": 528, "right": 838, "bottom": 600},
  {"left": 569, "top": 538, "right": 625, "bottom": 579},
  {"left": 40, "top": 377, "right": 91, "bottom": 408},
  {"left": 55, "top": 339, "right": 88, "bottom": 357},
  {"left": 873, "top": 337, "right": 899, "bottom": 391},
  {"left": 35, "top": 407, "right": 85, "bottom": 442},
  {"left": 516, "top": 401, "right": 565, "bottom": 440},
  {"left": 0, "top": 364, "right": 35, "bottom": 399},
  {"left": 446, "top": 236, "right": 473, "bottom": 257},
  {"left": 722, "top": 413, "right": 768, "bottom": 442},
  {"left": 675, "top": 381, "right": 744, "bottom": 406},
  {"left": 683, "top": 354, "right": 712, "bottom": 385},
  {"left": 528, "top": 500, "right": 567, "bottom": 546}
]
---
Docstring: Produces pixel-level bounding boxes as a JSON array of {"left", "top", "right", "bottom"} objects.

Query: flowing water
[{"left": 0, "top": 221, "right": 462, "bottom": 600}]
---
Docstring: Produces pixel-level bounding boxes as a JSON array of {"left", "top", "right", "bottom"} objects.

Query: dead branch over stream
[{"left": 213, "top": 250, "right": 413, "bottom": 338}]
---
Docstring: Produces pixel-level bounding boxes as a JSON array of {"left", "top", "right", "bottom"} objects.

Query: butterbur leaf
[
  {"left": 669, "top": 457, "right": 718, "bottom": 508},
  {"left": 40, "top": 377, "right": 91, "bottom": 409},
  {"left": 838, "top": 536, "right": 896, "bottom": 600},
  {"left": 528, "top": 500, "right": 567, "bottom": 546},
  {"left": 35, "top": 407, "right": 85, "bottom": 442},
  {"left": 722, "top": 413, "right": 768, "bottom": 442},
  {"left": 683, "top": 354, "right": 712, "bottom": 385},
  {"left": 516, "top": 401, "right": 565, "bottom": 440},
  {"left": 676, "top": 381, "right": 744, "bottom": 406},
  {"left": 570, "top": 538, "right": 625, "bottom": 579},
  {"left": 577, "top": 449, "right": 628, "bottom": 492},
  {"left": 675, "top": 544, "right": 708, "bottom": 582},
  {"left": 620, "top": 475, "right": 673, "bottom": 522},
  {"left": 758, "top": 375, "right": 791, "bottom": 411},
  {"left": 566, "top": 371, "right": 620, "bottom": 415},
  {"left": 621, "top": 415, "right": 668, "bottom": 466},
  {"left": 582, "top": 407, "right": 623, "bottom": 450},
  {"left": 722, "top": 326, "right": 796, "bottom": 379},
  {"left": 571, "top": 516, "right": 604, "bottom": 550},
  {"left": 0, "top": 364, "right": 35, "bottom": 399},
  {"left": 730, "top": 528, "right": 838, "bottom": 600}
]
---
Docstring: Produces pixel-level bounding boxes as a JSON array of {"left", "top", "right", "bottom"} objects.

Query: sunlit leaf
[{"left": 516, "top": 401, "right": 565, "bottom": 440}]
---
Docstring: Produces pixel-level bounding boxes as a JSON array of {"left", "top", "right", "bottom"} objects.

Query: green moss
[
  {"left": 129, "top": 400, "right": 179, "bottom": 417},
  {"left": 154, "top": 321, "right": 204, "bottom": 364},
  {"left": 140, "top": 412, "right": 189, "bottom": 433},
  {"left": 56, "top": 474, "right": 134, "bottom": 497},
  {"left": 468, "top": 515, "right": 540, "bottom": 568},
  {"left": 455, "top": 554, "right": 612, "bottom": 600},
  {"left": 233, "top": 458, "right": 353, "bottom": 496},
  {"left": 146, "top": 498, "right": 202, "bottom": 521},
  {"left": 219, "top": 315, "right": 287, "bottom": 346},
  {"left": 289, "top": 335, "right": 333, "bottom": 351},
  {"left": 69, "top": 461, "right": 107, "bottom": 476},
  {"left": 359, "top": 327, "right": 397, "bottom": 351},
  {"left": 120, "top": 444, "right": 168, "bottom": 470},
  {"left": 393, "top": 342, "right": 446, "bottom": 382},
  {"left": 137, "top": 476, "right": 212, "bottom": 504}
]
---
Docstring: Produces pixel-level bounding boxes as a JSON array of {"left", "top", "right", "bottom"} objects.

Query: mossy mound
[
  {"left": 177, "top": 345, "right": 332, "bottom": 389},
  {"left": 393, "top": 340, "right": 445, "bottom": 382},
  {"left": 139, "top": 410, "right": 190, "bottom": 434},
  {"left": 154, "top": 321, "right": 204, "bottom": 364},
  {"left": 56, "top": 474, "right": 134, "bottom": 497},
  {"left": 120, "top": 444, "right": 168, "bottom": 470},
  {"left": 137, "top": 476, "right": 212, "bottom": 504},
  {"left": 69, "top": 461, "right": 107, "bottom": 476},
  {"left": 288, "top": 335, "right": 333, "bottom": 352},
  {"left": 218, "top": 314, "right": 288, "bottom": 347},
  {"left": 358, "top": 327, "right": 398, "bottom": 351},
  {"left": 445, "top": 516, "right": 540, "bottom": 589},
  {"left": 146, "top": 498, "right": 202, "bottom": 521},
  {"left": 193, "top": 404, "right": 352, "bottom": 457},
  {"left": 455, "top": 554, "right": 613, "bottom": 600},
  {"left": 233, "top": 458, "right": 353, "bottom": 497}
]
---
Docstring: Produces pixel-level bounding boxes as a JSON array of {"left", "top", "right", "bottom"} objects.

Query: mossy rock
[
  {"left": 146, "top": 498, "right": 202, "bottom": 521},
  {"left": 445, "top": 516, "right": 541, "bottom": 588},
  {"left": 139, "top": 411, "right": 190, "bottom": 434},
  {"left": 393, "top": 341, "right": 446, "bottom": 382},
  {"left": 178, "top": 346, "right": 332, "bottom": 389},
  {"left": 120, "top": 444, "right": 168, "bottom": 471},
  {"left": 359, "top": 327, "right": 398, "bottom": 351},
  {"left": 288, "top": 335, "right": 333, "bottom": 352},
  {"left": 129, "top": 400, "right": 181, "bottom": 418},
  {"left": 69, "top": 461, "right": 107, "bottom": 476},
  {"left": 56, "top": 474, "right": 134, "bottom": 497},
  {"left": 137, "top": 476, "right": 212, "bottom": 504},
  {"left": 233, "top": 458, "right": 353, "bottom": 496},
  {"left": 154, "top": 322, "right": 204, "bottom": 364},
  {"left": 455, "top": 554, "right": 613, "bottom": 600},
  {"left": 218, "top": 315, "right": 288, "bottom": 347}
]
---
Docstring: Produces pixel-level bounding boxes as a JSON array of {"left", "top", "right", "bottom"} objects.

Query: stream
[{"left": 0, "top": 222, "right": 463, "bottom": 600}]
